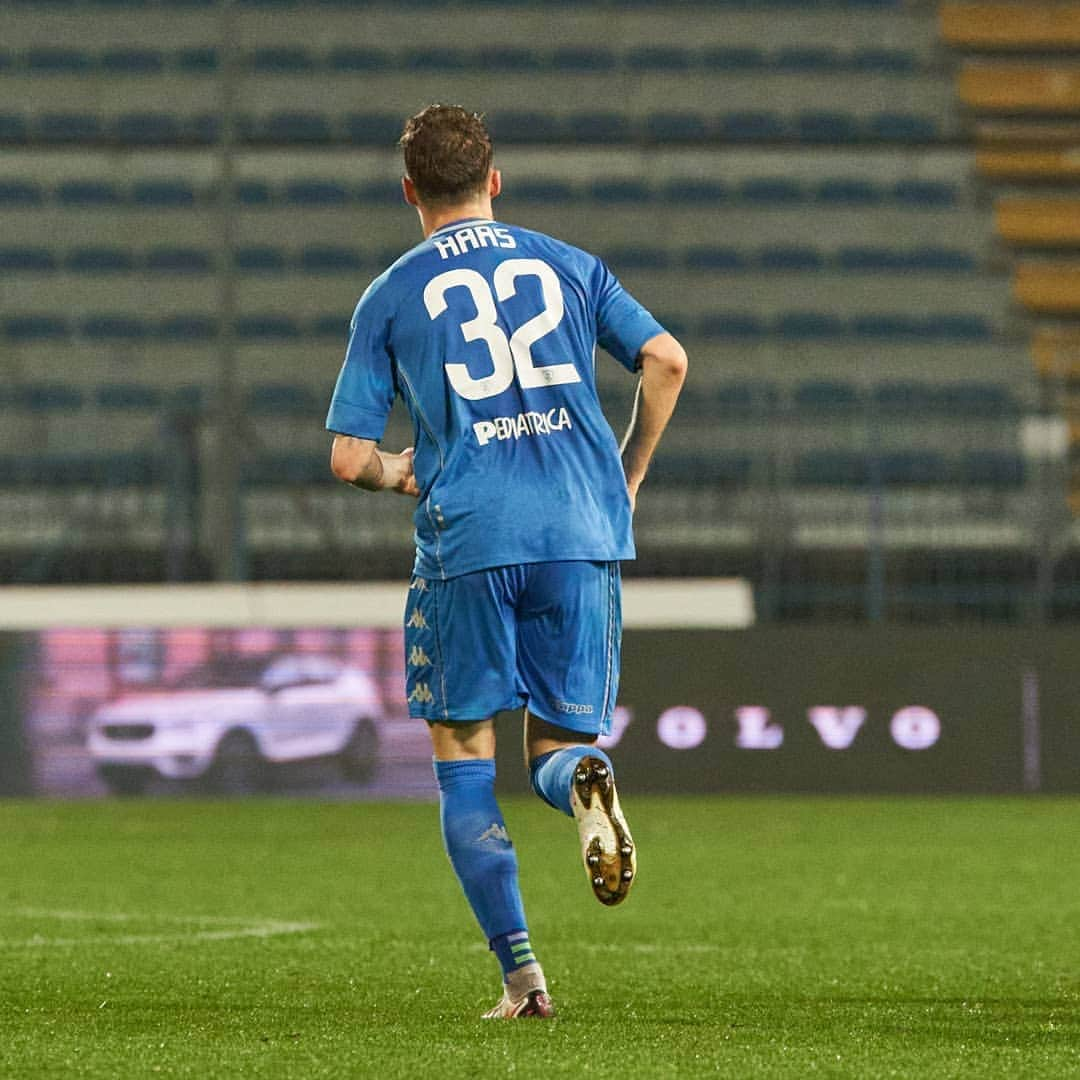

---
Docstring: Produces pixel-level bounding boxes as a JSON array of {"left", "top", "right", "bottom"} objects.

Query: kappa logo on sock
[{"left": 477, "top": 823, "right": 511, "bottom": 844}]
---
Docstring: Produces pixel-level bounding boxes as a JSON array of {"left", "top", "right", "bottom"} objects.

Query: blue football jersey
[{"left": 326, "top": 216, "right": 665, "bottom": 580}]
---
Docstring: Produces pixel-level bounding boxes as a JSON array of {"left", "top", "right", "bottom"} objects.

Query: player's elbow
[
  {"left": 641, "top": 333, "right": 688, "bottom": 384},
  {"left": 330, "top": 437, "right": 371, "bottom": 484}
]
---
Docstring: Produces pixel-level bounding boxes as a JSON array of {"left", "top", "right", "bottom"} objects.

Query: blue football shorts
[{"left": 403, "top": 560, "right": 621, "bottom": 735}]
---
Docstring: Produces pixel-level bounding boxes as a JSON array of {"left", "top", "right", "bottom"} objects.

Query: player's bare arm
[
  {"left": 330, "top": 435, "right": 419, "bottom": 496},
  {"left": 620, "top": 332, "right": 688, "bottom": 509}
]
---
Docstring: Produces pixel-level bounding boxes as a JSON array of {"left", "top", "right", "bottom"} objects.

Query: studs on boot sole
[
  {"left": 620, "top": 844, "right": 633, "bottom": 856},
  {"left": 592, "top": 875, "right": 605, "bottom": 888},
  {"left": 622, "top": 868, "right": 634, "bottom": 881},
  {"left": 587, "top": 853, "right": 600, "bottom": 866}
]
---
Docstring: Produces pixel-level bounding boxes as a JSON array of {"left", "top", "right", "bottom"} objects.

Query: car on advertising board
[{"left": 86, "top": 653, "right": 384, "bottom": 795}]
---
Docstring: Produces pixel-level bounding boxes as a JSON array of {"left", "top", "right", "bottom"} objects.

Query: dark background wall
[{"left": 497, "top": 628, "right": 1079, "bottom": 794}]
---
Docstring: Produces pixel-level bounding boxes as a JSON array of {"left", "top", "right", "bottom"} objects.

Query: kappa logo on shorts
[
  {"left": 555, "top": 700, "right": 595, "bottom": 715},
  {"left": 408, "top": 682, "right": 434, "bottom": 705},
  {"left": 408, "top": 645, "right": 432, "bottom": 667},
  {"left": 409, "top": 578, "right": 429, "bottom": 592},
  {"left": 407, "top": 610, "right": 429, "bottom": 629}
]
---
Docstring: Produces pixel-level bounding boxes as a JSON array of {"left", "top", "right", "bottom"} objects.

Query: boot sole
[{"left": 572, "top": 756, "right": 636, "bottom": 906}]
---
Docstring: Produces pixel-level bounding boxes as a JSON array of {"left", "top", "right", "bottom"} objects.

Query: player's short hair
[{"left": 399, "top": 105, "right": 494, "bottom": 206}]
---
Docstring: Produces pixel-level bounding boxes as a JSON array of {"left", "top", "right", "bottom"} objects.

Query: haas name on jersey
[{"left": 434, "top": 225, "right": 517, "bottom": 260}]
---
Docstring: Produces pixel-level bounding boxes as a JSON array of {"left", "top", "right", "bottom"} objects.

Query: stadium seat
[
  {"left": 775, "top": 46, "right": 843, "bottom": 72},
  {"left": 298, "top": 246, "right": 365, "bottom": 272},
  {"left": 25, "top": 48, "right": 92, "bottom": 73},
  {"left": 816, "top": 178, "right": 883, "bottom": 205},
  {"left": 793, "top": 379, "right": 860, "bottom": 410},
  {"left": 701, "top": 46, "right": 767, "bottom": 70},
  {"left": 235, "top": 247, "right": 287, "bottom": 272},
  {"left": 0, "top": 248, "right": 56, "bottom": 272},
  {"left": 233, "top": 181, "right": 273, "bottom": 206},
  {"left": 100, "top": 48, "right": 164, "bottom": 74},
  {"left": 309, "top": 314, "right": 348, "bottom": 340},
  {"left": 684, "top": 246, "right": 747, "bottom": 270},
  {"left": 602, "top": 246, "right": 670, "bottom": 270},
  {"left": 893, "top": 179, "right": 959, "bottom": 207},
  {"left": 644, "top": 112, "right": 710, "bottom": 141},
  {"left": 243, "top": 452, "right": 331, "bottom": 486},
  {"left": 0, "top": 180, "right": 44, "bottom": 206},
  {"left": 249, "top": 47, "right": 316, "bottom": 73},
  {"left": 775, "top": 311, "right": 845, "bottom": 339},
  {"left": 474, "top": 47, "right": 543, "bottom": 71},
  {"left": 877, "top": 451, "right": 949, "bottom": 486},
  {"left": 283, "top": 180, "right": 350, "bottom": 205},
  {"left": 342, "top": 113, "right": 402, "bottom": 145},
  {"left": 175, "top": 47, "right": 218, "bottom": 73},
  {"left": 157, "top": 315, "right": 217, "bottom": 342},
  {"left": 739, "top": 177, "right": 804, "bottom": 203},
  {"left": 3, "top": 315, "right": 69, "bottom": 342},
  {"left": 719, "top": 112, "right": 787, "bottom": 141},
  {"left": 0, "top": 115, "right": 29, "bottom": 142},
  {"left": 958, "top": 451, "right": 1025, "bottom": 489},
  {"left": 587, "top": 179, "right": 650, "bottom": 203},
  {"left": 487, "top": 112, "right": 561, "bottom": 143},
  {"left": 66, "top": 247, "right": 136, "bottom": 273},
  {"left": 95, "top": 383, "right": 163, "bottom": 409},
  {"left": 144, "top": 248, "right": 214, "bottom": 273},
  {"left": 549, "top": 47, "right": 616, "bottom": 72},
  {"left": 794, "top": 450, "right": 870, "bottom": 486},
  {"left": 850, "top": 48, "right": 918, "bottom": 73},
  {"left": 662, "top": 178, "right": 728, "bottom": 203},
  {"left": 905, "top": 247, "right": 976, "bottom": 271},
  {"left": 626, "top": 46, "right": 693, "bottom": 71},
  {"left": 261, "top": 112, "right": 333, "bottom": 143},
  {"left": 235, "top": 315, "right": 301, "bottom": 340},
  {"left": 132, "top": 180, "right": 197, "bottom": 207},
  {"left": 796, "top": 111, "right": 859, "bottom": 142},
  {"left": 851, "top": 313, "right": 924, "bottom": 339},
  {"left": 759, "top": 246, "right": 825, "bottom": 271},
  {"left": 565, "top": 112, "right": 629, "bottom": 143},
  {"left": 867, "top": 113, "right": 939, "bottom": 142},
  {"left": 56, "top": 180, "right": 122, "bottom": 206},
  {"left": 836, "top": 246, "right": 905, "bottom": 271},
  {"left": 37, "top": 113, "right": 103, "bottom": 142},
  {"left": 507, "top": 180, "right": 575, "bottom": 203},
  {"left": 922, "top": 314, "right": 992, "bottom": 341},
  {"left": 327, "top": 47, "right": 390, "bottom": 72},
  {"left": 873, "top": 381, "right": 947, "bottom": 414},
  {"left": 246, "top": 383, "right": 319, "bottom": 415},
  {"left": 697, "top": 312, "right": 767, "bottom": 339},
  {"left": 81, "top": 314, "right": 148, "bottom": 341},
  {"left": 939, "top": 382, "right": 1016, "bottom": 415},
  {"left": 11, "top": 383, "right": 83, "bottom": 411},
  {"left": 714, "top": 380, "right": 781, "bottom": 414},
  {"left": 113, "top": 113, "right": 183, "bottom": 143},
  {"left": 401, "top": 48, "right": 467, "bottom": 71},
  {"left": 359, "top": 179, "right": 405, "bottom": 204}
]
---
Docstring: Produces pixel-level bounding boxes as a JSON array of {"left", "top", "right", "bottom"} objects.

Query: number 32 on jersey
[{"left": 423, "top": 258, "right": 582, "bottom": 401}]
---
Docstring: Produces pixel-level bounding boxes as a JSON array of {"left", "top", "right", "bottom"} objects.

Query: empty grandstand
[{"left": 1, "top": 0, "right": 1076, "bottom": 621}]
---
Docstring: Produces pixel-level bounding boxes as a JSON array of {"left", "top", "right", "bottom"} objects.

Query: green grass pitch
[{"left": 1, "top": 797, "right": 1077, "bottom": 1078}]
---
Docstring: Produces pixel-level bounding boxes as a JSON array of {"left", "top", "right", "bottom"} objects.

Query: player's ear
[
  {"left": 402, "top": 176, "right": 419, "bottom": 207},
  {"left": 488, "top": 169, "right": 501, "bottom": 199}
]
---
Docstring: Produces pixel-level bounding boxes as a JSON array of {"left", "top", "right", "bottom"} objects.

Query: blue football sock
[
  {"left": 529, "top": 744, "right": 613, "bottom": 817},
  {"left": 433, "top": 758, "right": 532, "bottom": 979}
]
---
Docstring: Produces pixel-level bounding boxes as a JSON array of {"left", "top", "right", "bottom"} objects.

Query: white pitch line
[{"left": 0, "top": 907, "right": 320, "bottom": 949}]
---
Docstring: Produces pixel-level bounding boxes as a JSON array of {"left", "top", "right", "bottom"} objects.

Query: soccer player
[{"left": 326, "top": 105, "right": 686, "bottom": 1019}]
